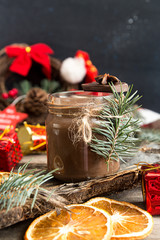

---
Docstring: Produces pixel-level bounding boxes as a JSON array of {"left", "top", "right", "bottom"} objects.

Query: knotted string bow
[{"left": 5, "top": 43, "right": 54, "bottom": 79}]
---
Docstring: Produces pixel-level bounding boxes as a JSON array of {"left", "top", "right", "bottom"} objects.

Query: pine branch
[
  {"left": 0, "top": 163, "right": 56, "bottom": 211},
  {"left": 90, "top": 83, "right": 141, "bottom": 163}
]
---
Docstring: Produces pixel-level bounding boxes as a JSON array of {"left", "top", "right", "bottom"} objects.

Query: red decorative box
[
  {"left": 0, "top": 129, "right": 23, "bottom": 171},
  {"left": 142, "top": 164, "right": 160, "bottom": 215}
]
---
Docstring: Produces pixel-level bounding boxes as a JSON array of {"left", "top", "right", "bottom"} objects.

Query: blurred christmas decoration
[
  {"left": 60, "top": 56, "right": 86, "bottom": 85},
  {"left": 18, "top": 122, "right": 46, "bottom": 155},
  {"left": 60, "top": 50, "right": 98, "bottom": 90},
  {"left": 0, "top": 43, "right": 62, "bottom": 95},
  {"left": 1, "top": 88, "right": 19, "bottom": 102},
  {"left": 7, "top": 88, "right": 18, "bottom": 98},
  {"left": 14, "top": 86, "right": 59, "bottom": 125},
  {"left": 136, "top": 108, "right": 160, "bottom": 144},
  {"left": 75, "top": 50, "right": 98, "bottom": 83},
  {"left": 0, "top": 44, "right": 100, "bottom": 126},
  {"left": 142, "top": 163, "right": 160, "bottom": 215},
  {"left": 139, "top": 129, "right": 160, "bottom": 144},
  {"left": 0, "top": 105, "right": 28, "bottom": 130},
  {"left": 22, "top": 87, "right": 48, "bottom": 125},
  {"left": 0, "top": 96, "right": 9, "bottom": 110},
  {"left": 5, "top": 43, "right": 53, "bottom": 79},
  {"left": 23, "top": 87, "right": 47, "bottom": 115},
  {"left": 138, "top": 108, "right": 160, "bottom": 129},
  {"left": 0, "top": 126, "right": 23, "bottom": 171}
]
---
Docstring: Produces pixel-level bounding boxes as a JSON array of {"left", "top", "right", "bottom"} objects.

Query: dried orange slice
[
  {"left": 85, "top": 197, "right": 153, "bottom": 240},
  {"left": 0, "top": 172, "right": 10, "bottom": 184},
  {"left": 24, "top": 204, "right": 113, "bottom": 240}
]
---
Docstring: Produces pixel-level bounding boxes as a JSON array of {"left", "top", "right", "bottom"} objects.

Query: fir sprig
[
  {"left": 0, "top": 163, "right": 56, "bottom": 211},
  {"left": 90, "top": 84, "right": 141, "bottom": 164}
]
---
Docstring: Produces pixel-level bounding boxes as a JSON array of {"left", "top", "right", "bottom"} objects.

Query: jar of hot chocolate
[{"left": 46, "top": 91, "right": 120, "bottom": 182}]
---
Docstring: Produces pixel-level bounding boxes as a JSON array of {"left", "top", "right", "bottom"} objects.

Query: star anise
[{"left": 95, "top": 73, "right": 120, "bottom": 85}]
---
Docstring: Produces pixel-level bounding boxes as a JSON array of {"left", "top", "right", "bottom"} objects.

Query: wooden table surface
[{"left": 0, "top": 151, "right": 160, "bottom": 240}]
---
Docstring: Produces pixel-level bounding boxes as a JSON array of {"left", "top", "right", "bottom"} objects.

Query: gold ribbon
[
  {"left": 23, "top": 122, "right": 46, "bottom": 152},
  {"left": 24, "top": 122, "right": 45, "bottom": 129},
  {"left": 30, "top": 142, "right": 46, "bottom": 151},
  {"left": 136, "top": 162, "right": 160, "bottom": 173},
  {"left": 136, "top": 162, "right": 160, "bottom": 201},
  {"left": 0, "top": 126, "right": 14, "bottom": 143}
]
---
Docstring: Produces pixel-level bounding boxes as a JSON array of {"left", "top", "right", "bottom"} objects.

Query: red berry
[
  {"left": 8, "top": 90, "right": 14, "bottom": 98},
  {"left": 2, "top": 92, "right": 9, "bottom": 99},
  {"left": 12, "top": 88, "right": 18, "bottom": 95},
  {"left": 8, "top": 88, "right": 18, "bottom": 98}
]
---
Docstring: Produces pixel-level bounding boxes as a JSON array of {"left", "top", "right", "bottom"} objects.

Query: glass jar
[{"left": 46, "top": 91, "right": 120, "bottom": 182}]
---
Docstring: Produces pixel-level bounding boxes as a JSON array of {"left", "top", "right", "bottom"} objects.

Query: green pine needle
[
  {"left": 90, "top": 83, "right": 141, "bottom": 163},
  {"left": 0, "top": 162, "right": 56, "bottom": 211}
]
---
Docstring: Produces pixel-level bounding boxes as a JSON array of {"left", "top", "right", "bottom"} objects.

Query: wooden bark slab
[
  {"left": 1, "top": 142, "right": 160, "bottom": 230},
  {"left": 0, "top": 167, "right": 140, "bottom": 229},
  {"left": 54, "top": 168, "right": 140, "bottom": 203}
]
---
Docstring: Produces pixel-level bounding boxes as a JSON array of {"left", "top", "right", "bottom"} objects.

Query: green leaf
[
  {"left": 41, "top": 78, "right": 50, "bottom": 91},
  {"left": 20, "top": 79, "right": 31, "bottom": 94},
  {"left": 41, "top": 78, "right": 61, "bottom": 93}
]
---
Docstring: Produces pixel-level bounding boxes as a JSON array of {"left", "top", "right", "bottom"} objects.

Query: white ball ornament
[{"left": 60, "top": 57, "right": 86, "bottom": 84}]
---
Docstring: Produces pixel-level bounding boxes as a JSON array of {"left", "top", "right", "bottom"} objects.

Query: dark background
[{"left": 0, "top": 0, "right": 160, "bottom": 112}]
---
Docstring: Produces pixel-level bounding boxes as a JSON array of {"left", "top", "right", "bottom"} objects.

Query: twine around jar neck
[
  {"left": 68, "top": 104, "right": 124, "bottom": 145},
  {"left": 48, "top": 100, "right": 124, "bottom": 145}
]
